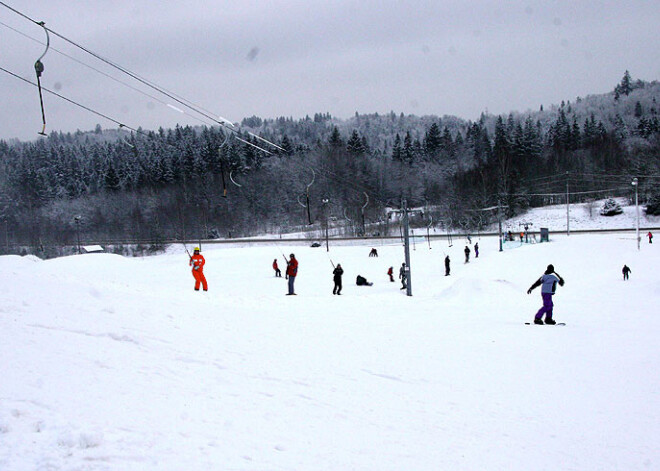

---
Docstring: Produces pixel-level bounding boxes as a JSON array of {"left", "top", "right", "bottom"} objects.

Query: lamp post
[
  {"left": 632, "top": 177, "right": 640, "bottom": 251},
  {"left": 322, "top": 198, "right": 329, "bottom": 252},
  {"left": 74, "top": 215, "right": 82, "bottom": 254}
]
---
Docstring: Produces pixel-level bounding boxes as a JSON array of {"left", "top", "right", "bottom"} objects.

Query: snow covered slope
[{"left": 1, "top": 230, "right": 658, "bottom": 470}]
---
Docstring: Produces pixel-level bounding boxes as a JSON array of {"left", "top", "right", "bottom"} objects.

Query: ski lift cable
[
  {"left": 0, "top": 65, "right": 139, "bottom": 133},
  {"left": 0, "top": 20, "right": 216, "bottom": 129},
  {"left": 0, "top": 2, "right": 279, "bottom": 154}
]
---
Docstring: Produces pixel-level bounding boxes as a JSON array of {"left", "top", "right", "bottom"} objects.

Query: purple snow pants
[{"left": 535, "top": 293, "right": 554, "bottom": 321}]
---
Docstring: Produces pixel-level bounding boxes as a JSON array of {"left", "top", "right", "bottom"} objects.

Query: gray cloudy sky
[{"left": 1, "top": 0, "right": 659, "bottom": 140}]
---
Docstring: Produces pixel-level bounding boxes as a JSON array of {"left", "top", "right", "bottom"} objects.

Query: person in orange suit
[{"left": 189, "top": 247, "right": 208, "bottom": 291}]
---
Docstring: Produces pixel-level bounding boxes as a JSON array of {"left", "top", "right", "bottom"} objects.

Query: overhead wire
[
  {"left": 0, "top": 19, "right": 217, "bottom": 128},
  {"left": 0, "top": 1, "right": 283, "bottom": 153}
]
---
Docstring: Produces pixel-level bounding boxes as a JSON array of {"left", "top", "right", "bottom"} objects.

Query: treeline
[{"left": 1, "top": 72, "right": 659, "bottom": 253}]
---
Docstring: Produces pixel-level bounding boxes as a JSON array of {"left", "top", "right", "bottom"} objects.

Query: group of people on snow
[{"left": 188, "top": 230, "right": 652, "bottom": 325}]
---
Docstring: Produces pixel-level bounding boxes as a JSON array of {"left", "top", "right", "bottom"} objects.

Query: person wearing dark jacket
[
  {"left": 356, "top": 275, "right": 373, "bottom": 286},
  {"left": 527, "top": 264, "right": 565, "bottom": 324},
  {"left": 333, "top": 264, "right": 344, "bottom": 295},
  {"left": 464, "top": 245, "right": 470, "bottom": 263},
  {"left": 622, "top": 265, "right": 631, "bottom": 280},
  {"left": 399, "top": 263, "right": 407, "bottom": 289},
  {"left": 444, "top": 255, "right": 450, "bottom": 276}
]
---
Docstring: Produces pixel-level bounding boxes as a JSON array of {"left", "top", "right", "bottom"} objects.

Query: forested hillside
[{"left": 1, "top": 72, "right": 659, "bottom": 254}]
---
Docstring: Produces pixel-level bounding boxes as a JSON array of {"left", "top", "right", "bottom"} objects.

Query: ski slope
[{"left": 1, "top": 229, "right": 659, "bottom": 470}]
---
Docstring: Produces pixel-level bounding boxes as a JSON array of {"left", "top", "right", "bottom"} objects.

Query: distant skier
[
  {"left": 356, "top": 275, "right": 373, "bottom": 286},
  {"left": 464, "top": 245, "right": 470, "bottom": 263},
  {"left": 648, "top": 231, "right": 653, "bottom": 244},
  {"left": 444, "top": 255, "right": 450, "bottom": 276},
  {"left": 622, "top": 264, "right": 631, "bottom": 281},
  {"left": 474, "top": 242, "right": 479, "bottom": 258},
  {"left": 387, "top": 266, "right": 394, "bottom": 282},
  {"left": 369, "top": 248, "right": 379, "bottom": 257},
  {"left": 333, "top": 263, "right": 344, "bottom": 295},
  {"left": 286, "top": 254, "right": 298, "bottom": 295},
  {"left": 527, "top": 264, "right": 565, "bottom": 325},
  {"left": 399, "top": 262, "right": 407, "bottom": 290},
  {"left": 189, "top": 247, "right": 208, "bottom": 292},
  {"left": 273, "top": 258, "right": 282, "bottom": 277}
]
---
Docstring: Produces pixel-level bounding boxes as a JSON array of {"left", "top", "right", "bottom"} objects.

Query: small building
[{"left": 82, "top": 245, "right": 104, "bottom": 253}]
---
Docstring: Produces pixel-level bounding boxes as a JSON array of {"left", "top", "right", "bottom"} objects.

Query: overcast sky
[{"left": 1, "top": 0, "right": 659, "bottom": 141}]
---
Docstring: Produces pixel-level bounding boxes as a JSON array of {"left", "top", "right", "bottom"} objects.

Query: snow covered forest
[{"left": 1, "top": 72, "right": 659, "bottom": 254}]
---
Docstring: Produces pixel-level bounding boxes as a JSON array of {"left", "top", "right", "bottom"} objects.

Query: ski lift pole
[
  {"left": 34, "top": 22, "right": 50, "bottom": 135},
  {"left": 402, "top": 199, "right": 412, "bottom": 297}
]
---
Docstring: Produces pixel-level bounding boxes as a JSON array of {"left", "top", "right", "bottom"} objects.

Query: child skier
[
  {"left": 527, "top": 264, "right": 565, "bottom": 324},
  {"left": 387, "top": 266, "right": 394, "bottom": 282},
  {"left": 273, "top": 259, "right": 282, "bottom": 277}
]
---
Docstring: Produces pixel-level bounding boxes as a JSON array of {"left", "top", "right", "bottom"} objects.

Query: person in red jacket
[
  {"left": 648, "top": 231, "right": 653, "bottom": 244},
  {"left": 189, "top": 247, "right": 208, "bottom": 291},
  {"left": 273, "top": 258, "right": 282, "bottom": 277},
  {"left": 286, "top": 253, "right": 298, "bottom": 295}
]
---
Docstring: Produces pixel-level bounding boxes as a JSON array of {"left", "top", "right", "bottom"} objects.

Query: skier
[
  {"left": 189, "top": 247, "right": 208, "bottom": 292},
  {"left": 333, "top": 263, "right": 344, "bottom": 295},
  {"left": 648, "top": 231, "right": 653, "bottom": 244},
  {"left": 369, "top": 248, "right": 379, "bottom": 257},
  {"left": 399, "top": 262, "right": 407, "bottom": 290},
  {"left": 273, "top": 259, "right": 282, "bottom": 277},
  {"left": 527, "top": 264, "right": 565, "bottom": 325},
  {"left": 387, "top": 266, "right": 394, "bottom": 282},
  {"left": 622, "top": 264, "right": 631, "bottom": 281},
  {"left": 286, "top": 254, "right": 298, "bottom": 295},
  {"left": 356, "top": 275, "right": 373, "bottom": 286},
  {"left": 444, "top": 255, "right": 450, "bottom": 276},
  {"left": 474, "top": 242, "right": 479, "bottom": 258},
  {"left": 464, "top": 245, "right": 470, "bottom": 263}
]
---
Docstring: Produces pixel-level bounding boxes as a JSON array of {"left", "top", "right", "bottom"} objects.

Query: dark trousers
[
  {"left": 275, "top": 268, "right": 281, "bottom": 277},
  {"left": 333, "top": 278, "right": 342, "bottom": 295}
]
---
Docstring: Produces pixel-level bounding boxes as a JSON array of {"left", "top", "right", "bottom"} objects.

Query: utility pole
[
  {"left": 498, "top": 199, "right": 503, "bottom": 252},
  {"left": 632, "top": 177, "right": 640, "bottom": 251},
  {"left": 566, "top": 171, "right": 570, "bottom": 236},
  {"left": 322, "top": 198, "right": 329, "bottom": 252},
  {"left": 74, "top": 215, "right": 82, "bottom": 254}
]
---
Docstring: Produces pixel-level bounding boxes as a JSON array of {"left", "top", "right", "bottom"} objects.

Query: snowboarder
[
  {"left": 387, "top": 266, "right": 394, "bottom": 282},
  {"left": 464, "top": 245, "right": 470, "bottom": 263},
  {"left": 273, "top": 258, "right": 281, "bottom": 277},
  {"left": 333, "top": 263, "right": 344, "bottom": 295},
  {"left": 369, "top": 248, "right": 379, "bottom": 257},
  {"left": 286, "top": 254, "right": 298, "bottom": 295},
  {"left": 189, "top": 247, "right": 208, "bottom": 292},
  {"left": 527, "top": 264, "right": 565, "bottom": 325},
  {"left": 474, "top": 242, "right": 479, "bottom": 258},
  {"left": 622, "top": 264, "right": 631, "bottom": 281},
  {"left": 444, "top": 255, "right": 450, "bottom": 276},
  {"left": 399, "top": 262, "right": 407, "bottom": 290},
  {"left": 356, "top": 275, "right": 373, "bottom": 286},
  {"left": 648, "top": 231, "right": 653, "bottom": 244}
]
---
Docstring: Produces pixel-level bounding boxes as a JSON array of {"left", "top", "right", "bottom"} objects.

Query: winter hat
[{"left": 546, "top": 264, "right": 554, "bottom": 274}]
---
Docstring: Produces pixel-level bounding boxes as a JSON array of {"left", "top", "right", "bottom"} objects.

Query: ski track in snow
[{"left": 1, "top": 204, "right": 659, "bottom": 470}]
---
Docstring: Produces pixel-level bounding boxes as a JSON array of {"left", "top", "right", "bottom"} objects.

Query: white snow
[{"left": 1, "top": 206, "right": 659, "bottom": 470}]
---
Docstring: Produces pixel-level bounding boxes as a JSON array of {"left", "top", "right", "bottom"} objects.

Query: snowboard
[{"left": 525, "top": 322, "right": 566, "bottom": 326}]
